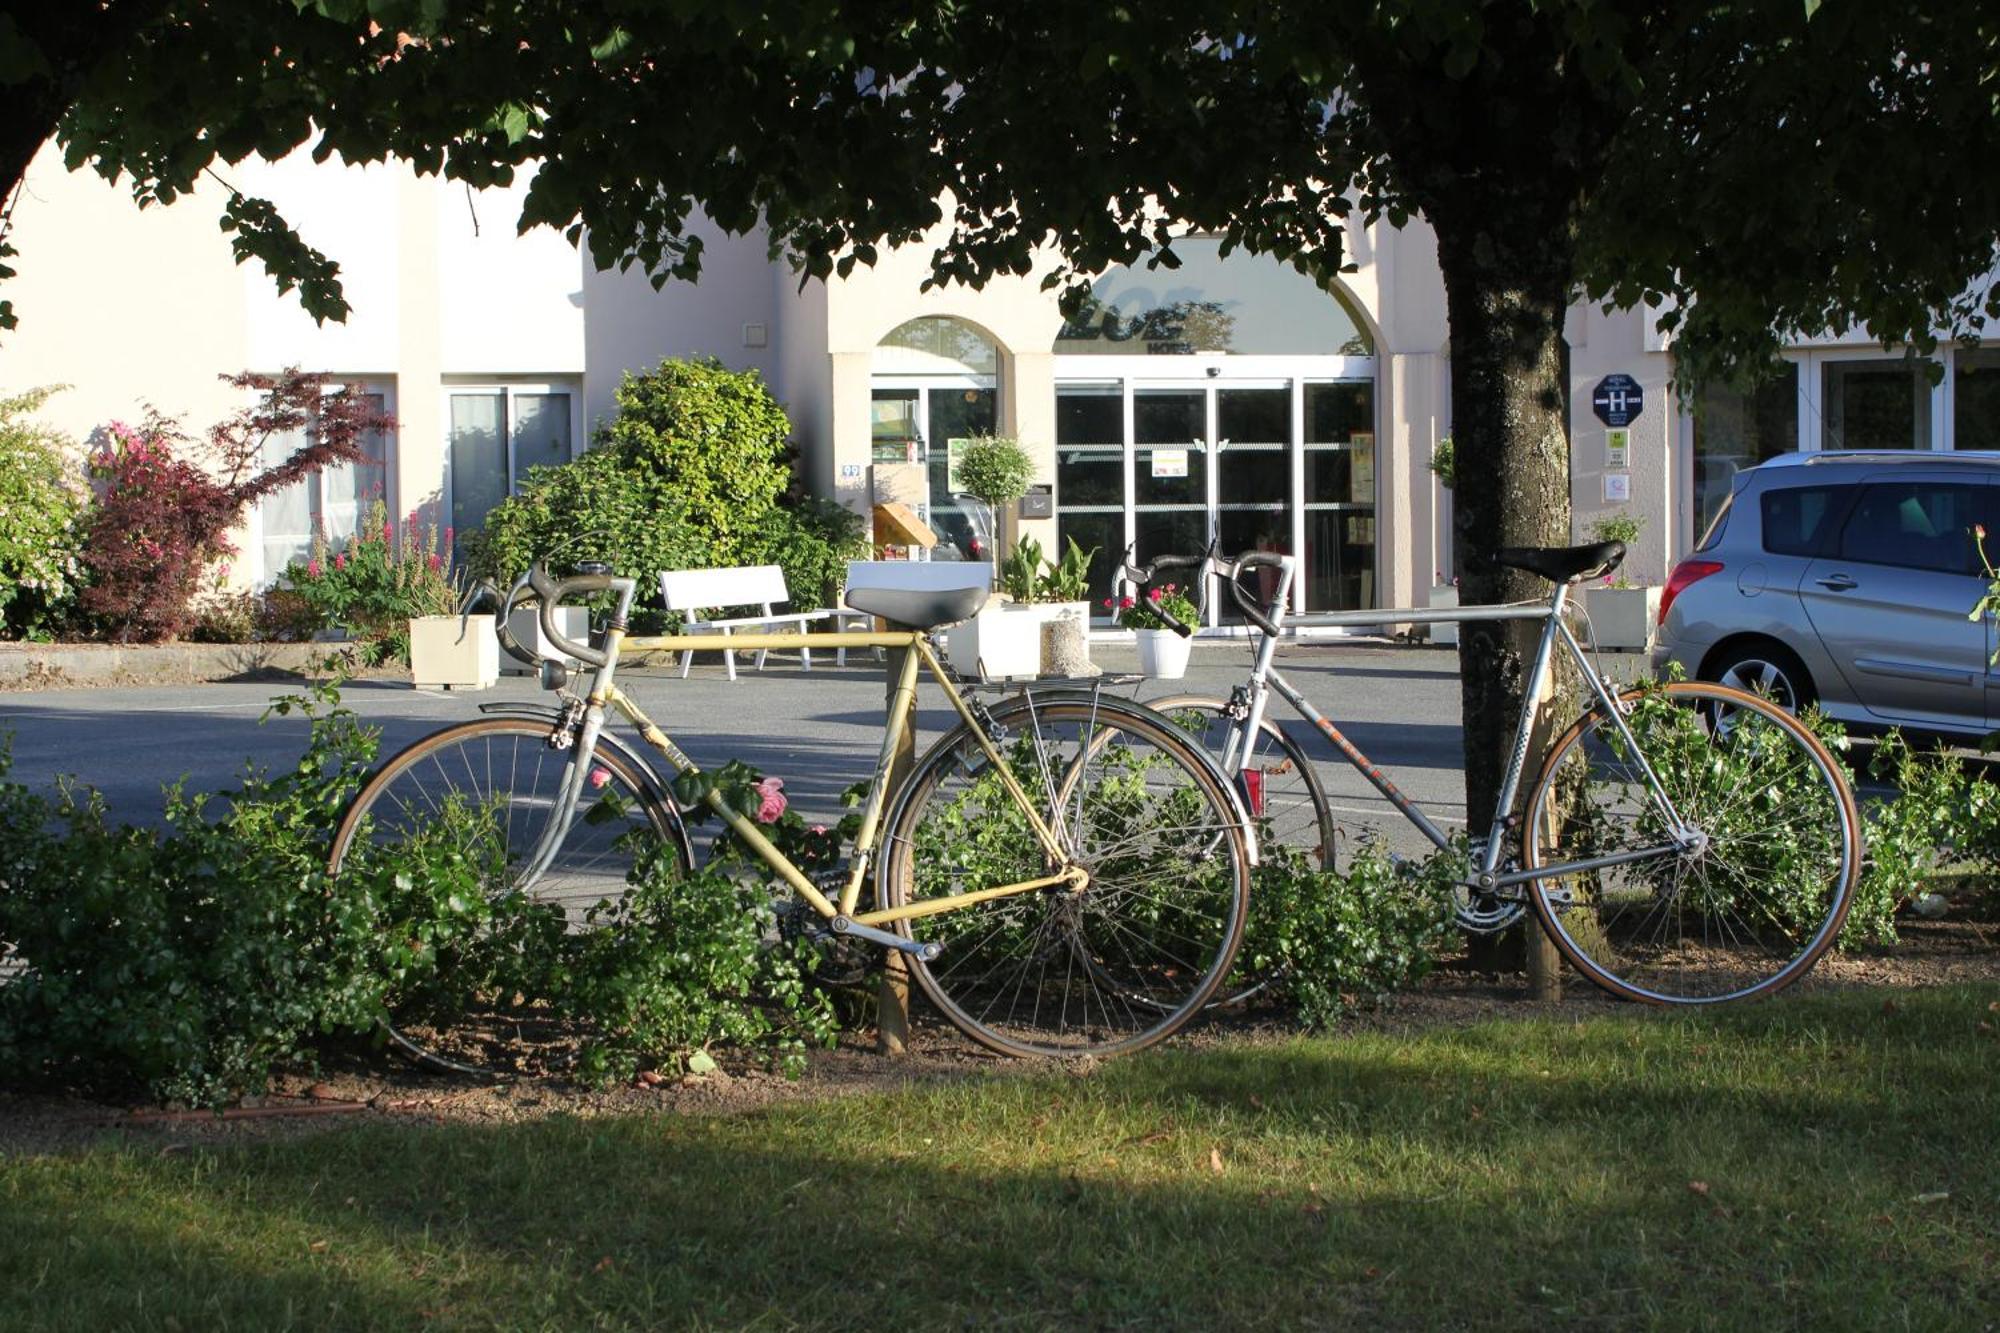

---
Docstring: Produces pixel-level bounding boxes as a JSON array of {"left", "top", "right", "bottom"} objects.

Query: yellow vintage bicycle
[{"left": 328, "top": 563, "right": 1253, "bottom": 1075}]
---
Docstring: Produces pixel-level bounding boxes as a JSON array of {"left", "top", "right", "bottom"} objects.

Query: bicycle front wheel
[
  {"left": 1522, "top": 682, "right": 1861, "bottom": 1005},
  {"left": 880, "top": 695, "right": 1251, "bottom": 1057},
  {"left": 328, "top": 717, "right": 691, "bottom": 1077},
  {"left": 1153, "top": 694, "right": 1334, "bottom": 1008}
]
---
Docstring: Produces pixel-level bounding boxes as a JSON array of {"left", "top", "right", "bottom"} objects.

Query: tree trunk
[{"left": 1434, "top": 228, "right": 1576, "bottom": 839}]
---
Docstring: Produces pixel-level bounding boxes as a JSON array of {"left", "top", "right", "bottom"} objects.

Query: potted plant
[
  {"left": 953, "top": 434, "right": 1036, "bottom": 574},
  {"left": 946, "top": 534, "right": 1099, "bottom": 679},
  {"left": 1579, "top": 510, "right": 1659, "bottom": 651},
  {"left": 1428, "top": 437, "right": 1459, "bottom": 646},
  {"left": 949, "top": 530, "right": 1048, "bottom": 679},
  {"left": 1109, "top": 581, "right": 1199, "bottom": 678}
]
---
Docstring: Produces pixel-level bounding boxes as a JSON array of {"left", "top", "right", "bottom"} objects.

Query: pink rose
[
  {"left": 754, "top": 776, "right": 787, "bottom": 823},
  {"left": 810, "top": 823, "right": 827, "bottom": 835},
  {"left": 589, "top": 767, "right": 612, "bottom": 790}
]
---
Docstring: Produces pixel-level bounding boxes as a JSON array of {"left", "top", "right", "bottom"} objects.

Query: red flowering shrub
[{"left": 75, "top": 370, "right": 394, "bottom": 641}]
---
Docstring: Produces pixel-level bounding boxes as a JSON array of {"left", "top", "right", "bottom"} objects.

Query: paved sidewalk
[{"left": 0, "top": 637, "right": 1633, "bottom": 854}]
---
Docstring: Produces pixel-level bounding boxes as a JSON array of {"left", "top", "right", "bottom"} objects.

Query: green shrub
[
  {"left": 0, "top": 685, "right": 390, "bottom": 1104},
  {"left": 954, "top": 435, "right": 1035, "bottom": 512},
  {"left": 468, "top": 358, "right": 865, "bottom": 620},
  {"left": 593, "top": 356, "right": 794, "bottom": 543},
  {"left": 0, "top": 386, "right": 88, "bottom": 639},
  {"left": 1245, "top": 841, "right": 1461, "bottom": 1028}
]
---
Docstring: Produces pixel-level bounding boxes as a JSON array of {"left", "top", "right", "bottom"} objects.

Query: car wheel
[{"left": 1707, "top": 642, "right": 1815, "bottom": 713}]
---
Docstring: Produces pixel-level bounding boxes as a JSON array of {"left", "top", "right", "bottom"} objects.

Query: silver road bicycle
[{"left": 1120, "top": 541, "right": 1863, "bottom": 1007}]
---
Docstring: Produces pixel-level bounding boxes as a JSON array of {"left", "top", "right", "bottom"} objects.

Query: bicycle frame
[
  {"left": 1180, "top": 559, "right": 1692, "bottom": 891},
  {"left": 529, "top": 620, "right": 1084, "bottom": 939}
]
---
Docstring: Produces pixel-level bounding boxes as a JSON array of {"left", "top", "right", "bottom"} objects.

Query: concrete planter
[
  {"left": 503, "top": 605, "right": 590, "bottom": 673},
  {"left": 1582, "top": 585, "right": 1663, "bottom": 652},
  {"left": 409, "top": 614, "right": 499, "bottom": 690},
  {"left": 947, "top": 602, "right": 1045, "bottom": 680},
  {"left": 1428, "top": 585, "right": 1460, "bottom": 647}
]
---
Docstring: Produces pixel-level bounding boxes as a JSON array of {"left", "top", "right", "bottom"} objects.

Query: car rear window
[
  {"left": 1760, "top": 485, "right": 1844, "bottom": 557},
  {"left": 1694, "top": 492, "right": 1732, "bottom": 552}
]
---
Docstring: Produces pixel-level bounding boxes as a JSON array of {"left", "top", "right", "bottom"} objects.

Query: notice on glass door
[{"left": 1150, "top": 448, "right": 1190, "bottom": 479}]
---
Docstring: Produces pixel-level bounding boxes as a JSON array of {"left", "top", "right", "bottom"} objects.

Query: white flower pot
[
  {"left": 502, "top": 605, "right": 591, "bottom": 674},
  {"left": 1135, "top": 627, "right": 1193, "bottom": 679},
  {"left": 1428, "top": 585, "right": 1460, "bottom": 647},
  {"left": 1582, "top": 585, "right": 1663, "bottom": 652},
  {"left": 409, "top": 614, "right": 499, "bottom": 690},
  {"left": 947, "top": 603, "right": 1045, "bottom": 680}
]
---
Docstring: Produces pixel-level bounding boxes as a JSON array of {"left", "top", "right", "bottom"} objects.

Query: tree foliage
[{"left": 8, "top": 1, "right": 1998, "bottom": 804}]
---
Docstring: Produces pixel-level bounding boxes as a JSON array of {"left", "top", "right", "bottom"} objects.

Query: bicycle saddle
[
  {"left": 1495, "top": 541, "right": 1626, "bottom": 584},
  {"left": 844, "top": 585, "right": 989, "bottom": 629}
]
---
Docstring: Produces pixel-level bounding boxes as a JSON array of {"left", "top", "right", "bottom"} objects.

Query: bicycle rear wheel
[
  {"left": 879, "top": 695, "right": 1251, "bottom": 1057},
  {"left": 1522, "top": 682, "right": 1860, "bottom": 1005},
  {"left": 327, "top": 717, "right": 691, "bottom": 1077}
]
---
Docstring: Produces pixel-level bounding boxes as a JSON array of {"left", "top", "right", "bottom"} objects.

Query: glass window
[
  {"left": 1834, "top": 482, "right": 1982, "bottom": 574},
  {"left": 1760, "top": 485, "right": 1846, "bottom": 557},
  {"left": 1692, "top": 367, "right": 1797, "bottom": 536},
  {"left": 1055, "top": 385, "right": 1125, "bottom": 613},
  {"left": 259, "top": 390, "right": 390, "bottom": 577},
  {"left": 447, "top": 387, "right": 574, "bottom": 557},
  {"left": 875, "top": 317, "right": 998, "bottom": 376},
  {"left": 1302, "top": 381, "right": 1375, "bottom": 610},
  {"left": 1954, "top": 347, "right": 2000, "bottom": 452},
  {"left": 1055, "top": 237, "right": 1373, "bottom": 357},
  {"left": 1823, "top": 357, "right": 1932, "bottom": 450}
]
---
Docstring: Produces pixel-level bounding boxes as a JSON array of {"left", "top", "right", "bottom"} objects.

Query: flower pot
[
  {"left": 1428, "top": 585, "right": 1460, "bottom": 647},
  {"left": 502, "top": 605, "right": 591, "bottom": 674},
  {"left": 1582, "top": 585, "right": 1663, "bottom": 652},
  {"left": 1135, "top": 627, "right": 1192, "bottom": 679},
  {"left": 409, "top": 614, "right": 499, "bottom": 690},
  {"left": 947, "top": 603, "right": 1044, "bottom": 680}
]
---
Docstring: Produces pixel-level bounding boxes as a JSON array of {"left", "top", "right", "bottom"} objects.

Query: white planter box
[
  {"left": 502, "top": 605, "right": 590, "bottom": 674},
  {"left": 1583, "top": 585, "right": 1663, "bottom": 652},
  {"left": 1135, "top": 627, "right": 1193, "bottom": 679},
  {"left": 947, "top": 603, "right": 1045, "bottom": 680},
  {"left": 409, "top": 614, "right": 499, "bottom": 690},
  {"left": 1428, "top": 585, "right": 1460, "bottom": 647}
]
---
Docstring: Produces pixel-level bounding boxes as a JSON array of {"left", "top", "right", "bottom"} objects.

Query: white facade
[{"left": 6, "top": 142, "right": 1995, "bottom": 620}]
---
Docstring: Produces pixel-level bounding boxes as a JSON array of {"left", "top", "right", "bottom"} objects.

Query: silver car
[{"left": 1656, "top": 451, "right": 2000, "bottom": 739}]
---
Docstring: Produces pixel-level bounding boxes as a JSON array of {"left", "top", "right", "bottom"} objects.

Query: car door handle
[{"left": 1816, "top": 574, "right": 1858, "bottom": 591}]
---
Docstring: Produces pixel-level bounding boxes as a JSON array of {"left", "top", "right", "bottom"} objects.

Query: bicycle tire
[
  {"left": 878, "top": 695, "right": 1251, "bottom": 1057},
  {"left": 1521, "top": 681, "right": 1860, "bottom": 1005},
  {"left": 1151, "top": 694, "right": 1336, "bottom": 1007},
  {"left": 328, "top": 717, "right": 692, "bottom": 1077}
]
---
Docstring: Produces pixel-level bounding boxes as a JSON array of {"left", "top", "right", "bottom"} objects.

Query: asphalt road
[{"left": 0, "top": 638, "right": 1512, "bottom": 857}]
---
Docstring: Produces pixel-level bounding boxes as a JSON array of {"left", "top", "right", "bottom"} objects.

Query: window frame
[{"left": 440, "top": 379, "right": 582, "bottom": 553}]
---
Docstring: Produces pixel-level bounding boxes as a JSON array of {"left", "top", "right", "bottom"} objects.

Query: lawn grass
[{"left": 4, "top": 986, "right": 1997, "bottom": 1331}]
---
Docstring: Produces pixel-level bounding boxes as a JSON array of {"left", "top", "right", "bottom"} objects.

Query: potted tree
[
  {"left": 946, "top": 435, "right": 1045, "bottom": 678},
  {"left": 1428, "top": 436, "right": 1460, "bottom": 647},
  {"left": 1579, "top": 510, "right": 1659, "bottom": 651}
]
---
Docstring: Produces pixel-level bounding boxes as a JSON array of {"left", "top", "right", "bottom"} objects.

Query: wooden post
[
  {"left": 876, "top": 642, "right": 915, "bottom": 1056},
  {"left": 1523, "top": 665, "right": 1564, "bottom": 1003}
]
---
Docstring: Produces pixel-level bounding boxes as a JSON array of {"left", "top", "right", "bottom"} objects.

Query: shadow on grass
[{"left": 3, "top": 988, "right": 1996, "bottom": 1330}]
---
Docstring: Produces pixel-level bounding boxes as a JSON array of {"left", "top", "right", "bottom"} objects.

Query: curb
[{"left": 0, "top": 642, "right": 352, "bottom": 691}]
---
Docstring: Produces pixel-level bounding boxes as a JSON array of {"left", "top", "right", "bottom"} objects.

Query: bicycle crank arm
[{"left": 831, "top": 916, "right": 943, "bottom": 962}]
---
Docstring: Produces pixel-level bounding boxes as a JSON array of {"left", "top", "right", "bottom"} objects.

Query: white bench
[{"left": 659, "top": 565, "right": 863, "bottom": 680}]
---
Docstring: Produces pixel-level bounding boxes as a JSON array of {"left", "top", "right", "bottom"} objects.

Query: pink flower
[
  {"left": 1148, "top": 587, "right": 1163, "bottom": 603},
  {"left": 443, "top": 526, "right": 454, "bottom": 548},
  {"left": 428, "top": 553, "right": 442, "bottom": 570},
  {"left": 334, "top": 551, "right": 347, "bottom": 570},
  {"left": 754, "top": 776, "right": 787, "bottom": 823},
  {"left": 810, "top": 823, "right": 828, "bottom": 835},
  {"left": 1119, "top": 595, "right": 1135, "bottom": 609},
  {"left": 306, "top": 559, "right": 322, "bottom": 578},
  {"left": 1102, "top": 598, "right": 1114, "bottom": 609},
  {"left": 588, "top": 767, "right": 612, "bottom": 790},
  {"left": 1979, "top": 525, "right": 1989, "bottom": 540}
]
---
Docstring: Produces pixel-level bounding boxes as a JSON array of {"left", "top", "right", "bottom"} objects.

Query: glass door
[
  {"left": 867, "top": 381, "right": 996, "bottom": 561},
  {"left": 1303, "top": 382, "right": 1377, "bottom": 612},
  {"left": 1132, "top": 389, "right": 1209, "bottom": 576},
  {"left": 1214, "top": 387, "right": 1292, "bottom": 622}
]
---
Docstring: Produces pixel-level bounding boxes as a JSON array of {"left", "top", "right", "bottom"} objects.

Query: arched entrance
[
  {"left": 870, "top": 316, "right": 1000, "bottom": 560},
  {"left": 1052, "top": 239, "right": 1379, "bottom": 625}
]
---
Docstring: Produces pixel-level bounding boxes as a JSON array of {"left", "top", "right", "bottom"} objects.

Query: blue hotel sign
[{"left": 1591, "top": 374, "right": 1644, "bottom": 427}]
